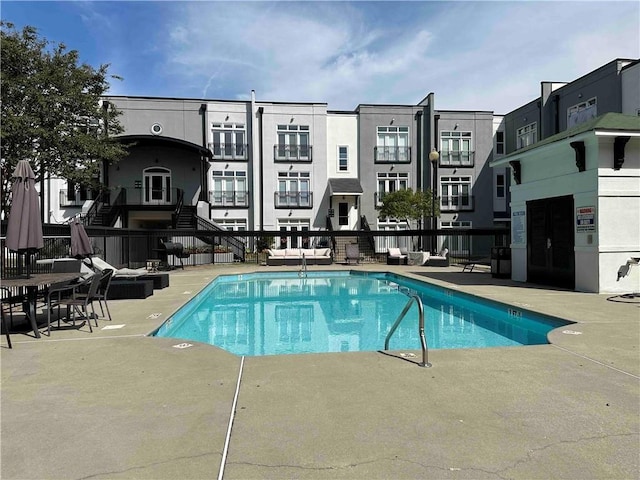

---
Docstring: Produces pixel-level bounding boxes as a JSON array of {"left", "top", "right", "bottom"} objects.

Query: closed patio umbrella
[
  {"left": 6, "top": 160, "right": 44, "bottom": 278},
  {"left": 70, "top": 219, "right": 93, "bottom": 265}
]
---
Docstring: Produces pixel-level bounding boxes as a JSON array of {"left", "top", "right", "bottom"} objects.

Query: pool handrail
[{"left": 384, "top": 293, "right": 431, "bottom": 367}]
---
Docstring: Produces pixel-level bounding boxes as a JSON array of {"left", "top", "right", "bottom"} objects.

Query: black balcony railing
[
  {"left": 209, "top": 190, "right": 250, "bottom": 207},
  {"left": 274, "top": 191, "right": 313, "bottom": 208},
  {"left": 440, "top": 195, "right": 474, "bottom": 211},
  {"left": 274, "top": 145, "right": 313, "bottom": 162},
  {"left": 439, "top": 151, "right": 475, "bottom": 167},
  {"left": 208, "top": 143, "right": 249, "bottom": 160},
  {"left": 115, "top": 187, "right": 181, "bottom": 206},
  {"left": 59, "top": 189, "right": 97, "bottom": 207},
  {"left": 374, "top": 146, "right": 411, "bottom": 163}
]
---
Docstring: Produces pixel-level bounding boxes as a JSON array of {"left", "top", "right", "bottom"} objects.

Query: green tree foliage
[
  {"left": 377, "top": 188, "right": 440, "bottom": 224},
  {"left": 0, "top": 21, "right": 127, "bottom": 218}
]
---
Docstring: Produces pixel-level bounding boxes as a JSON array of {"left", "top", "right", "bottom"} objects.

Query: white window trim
[
  {"left": 337, "top": 145, "right": 349, "bottom": 172},
  {"left": 516, "top": 122, "right": 537, "bottom": 149}
]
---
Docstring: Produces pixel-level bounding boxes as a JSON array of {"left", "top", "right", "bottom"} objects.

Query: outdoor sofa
[{"left": 266, "top": 248, "right": 332, "bottom": 266}]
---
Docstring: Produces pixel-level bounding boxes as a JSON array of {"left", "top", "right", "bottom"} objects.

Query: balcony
[
  {"left": 59, "top": 189, "right": 97, "bottom": 207},
  {"left": 374, "top": 146, "right": 411, "bottom": 163},
  {"left": 208, "top": 143, "right": 249, "bottom": 161},
  {"left": 274, "top": 191, "right": 314, "bottom": 208},
  {"left": 209, "top": 190, "right": 250, "bottom": 208},
  {"left": 274, "top": 145, "right": 313, "bottom": 162},
  {"left": 440, "top": 195, "right": 474, "bottom": 211},
  {"left": 439, "top": 151, "right": 475, "bottom": 167}
]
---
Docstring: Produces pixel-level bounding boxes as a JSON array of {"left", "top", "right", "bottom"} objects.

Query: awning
[
  {"left": 328, "top": 178, "right": 363, "bottom": 196},
  {"left": 114, "top": 135, "right": 213, "bottom": 159}
]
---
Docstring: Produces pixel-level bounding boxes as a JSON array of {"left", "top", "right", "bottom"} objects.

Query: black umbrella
[
  {"left": 6, "top": 160, "right": 44, "bottom": 278},
  {"left": 70, "top": 218, "right": 93, "bottom": 266}
]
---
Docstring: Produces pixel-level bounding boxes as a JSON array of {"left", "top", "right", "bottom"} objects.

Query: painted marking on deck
[
  {"left": 147, "top": 313, "right": 162, "bottom": 319},
  {"left": 173, "top": 343, "right": 193, "bottom": 349},
  {"left": 183, "top": 291, "right": 192, "bottom": 295},
  {"left": 562, "top": 330, "right": 583, "bottom": 335},
  {"left": 101, "top": 324, "right": 126, "bottom": 330}
]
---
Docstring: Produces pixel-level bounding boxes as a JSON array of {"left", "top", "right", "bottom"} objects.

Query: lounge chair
[
  {"left": 427, "top": 248, "right": 449, "bottom": 267},
  {"left": 387, "top": 247, "right": 408, "bottom": 265},
  {"left": 84, "top": 257, "right": 169, "bottom": 290},
  {"left": 345, "top": 244, "right": 360, "bottom": 265}
]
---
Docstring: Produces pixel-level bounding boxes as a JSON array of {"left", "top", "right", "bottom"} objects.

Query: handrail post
[{"left": 384, "top": 294, "right": 431, "bottom": 367}]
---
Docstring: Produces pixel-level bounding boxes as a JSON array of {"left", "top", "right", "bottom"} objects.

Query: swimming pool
[{"left": 153, "top": 271, "right": 572, "bottom": 356}]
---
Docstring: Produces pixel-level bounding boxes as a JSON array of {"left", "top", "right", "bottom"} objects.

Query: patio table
[
  {"left": 1, "top": 272, "right": 82, "bottom": 338},
  {"left": 407, "top": 251, "right": 430, "bottom": 266}
]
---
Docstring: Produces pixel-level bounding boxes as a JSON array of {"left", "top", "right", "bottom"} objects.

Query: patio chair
[
  {"left": 0, "top": 287, "right": 17, "bottom": 348},
  {"left": 75, "top": 269, "right": 113, "bottom": 322},
  {"left": 345, "top": 243, "right": 360, "bottom": 265},
  {"left": 387, "top": 247, "right": 408, "bottom": 265},
  {"left": 46, "top": 273, "right": 101, "bottom": 335}
]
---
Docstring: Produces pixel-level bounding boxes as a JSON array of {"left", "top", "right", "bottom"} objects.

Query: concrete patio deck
[{"left": 2, "top": 263, "right": 639, "bottom": 479}]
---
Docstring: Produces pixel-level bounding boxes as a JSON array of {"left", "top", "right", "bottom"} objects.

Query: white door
[{"left": 143, "top": 168, "right": 171, "bottom": 205}]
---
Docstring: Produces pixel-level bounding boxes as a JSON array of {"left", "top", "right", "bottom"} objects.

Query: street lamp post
[{"left": 428, "top": 148, "right": 439, "bottom": 252}]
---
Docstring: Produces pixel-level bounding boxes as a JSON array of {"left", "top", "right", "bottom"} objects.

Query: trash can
[{"left": 491, "top": 247, "right": 511, "bottom": 278}]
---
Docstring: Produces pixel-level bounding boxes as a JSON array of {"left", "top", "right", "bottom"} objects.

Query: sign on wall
[
  {"left": 512, "top": 210, "right": 526, "bottom": 244},
  {"left": 576, "top": 206, "right": 596, "bottom": 232}
]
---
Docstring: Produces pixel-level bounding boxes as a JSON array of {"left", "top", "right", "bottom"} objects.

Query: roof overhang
[
  {"left": 114, "top": 135, "right": 213, "bottom": 159},
  {"left": 328, "top": 178, "right": 364, "bottom": 196}
]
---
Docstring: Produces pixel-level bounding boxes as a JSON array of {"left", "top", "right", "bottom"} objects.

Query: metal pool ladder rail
[
  {"left": 384, "top": 294, "right": 431, "bottom": 367},
  {"left": 298, "top": 253, "right": 308, "bottom": 278}
]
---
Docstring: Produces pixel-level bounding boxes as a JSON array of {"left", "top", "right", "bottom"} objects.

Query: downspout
[
  {"left": 201, "top": 103, "right": 208, "bottom": 203},
  {"left": 258, "top": 106, "right": 264, "bottom": 230}
]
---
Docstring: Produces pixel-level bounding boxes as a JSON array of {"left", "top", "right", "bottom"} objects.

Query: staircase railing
[
  {"left": 171, "top": 188, "right": 185, "bottom": 228},
  {"left": 81, "top": 191, "right": 104, "bottom": 226},
  {"left": 384, "top": 293, "right": 430, "bottom": 367},
  {"left": 195, "top": 215, "right": 246, "bottom": 262},
  {"left": 325, "top": 215, "right": 337, "bottom": 253},
  {"left": 104, "top": 189, "right": 126, "bottom": 227},
  {"left": 360, "top": 215, "right": 376, "bottom": 251}
]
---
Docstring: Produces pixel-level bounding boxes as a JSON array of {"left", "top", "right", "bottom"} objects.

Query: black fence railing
[
  {"left": 208, "top": 142, "right": 249, "bottom": 160},
  {"left": 1, "top": 223, "right": 509, "bottom": 273},
  {"left": 374, "top": 146, "right": 411, "bottom": 163}
]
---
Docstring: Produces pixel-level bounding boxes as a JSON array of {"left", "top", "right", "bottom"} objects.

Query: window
[
  {"left": 496, "top": 174, "right": 505, "bottom": 198},
  {"left": 516, "top": 123, "right": 537, "bottom": 149},
  {"left": 441, "top": 221, "right": 472, "bottom": 228},
  {"left": 376, "top": 172, "right": 409, "bottom": 206},
  {"left": 210, "top": 123, "right": 247, "bottom": 160},
  {"left": 440, "top": 176, "right": 473, "bottom": 211},
  {"left": 276, "top": 171, "right": 311, "bottom": 208},
  {"left": 278, "top": 219, "right": 311, "bottom": 248},
  {"left": 567, "top": 97, "right": 597, "bottom": 128},
  {"left": 496, "top": 131, "right": 504, "bottom": 155},
  {"left": 338, "top": 146, "right": 348, "bottom": 171},
  {"left": 211, "top": 170, "right": 247, "bottom": 207},
  {"left": 276, "top": 124, "right": 311, "bottom": 161},
  {"left": 376, "top": 219, "right": 411, "bottom": 252},
  {"left": 61, "top": 180, "right": 97, "bottom": 206},
  {"left": 440, "top": 131, "right": 473, "bottom": 166},
  {"left": 440, "top": 221, "right": 472, "bottom": 256},
  {"left": 376, "top": 126, "right": 410, "bottom": 162}
]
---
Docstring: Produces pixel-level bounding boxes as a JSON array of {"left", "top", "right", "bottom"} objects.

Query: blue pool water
[{"left": 153, "top": 271, "right": 572, "bottom": 356}]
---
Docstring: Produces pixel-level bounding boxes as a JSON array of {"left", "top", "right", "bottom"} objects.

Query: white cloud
[{"left": 144, "top": 2, "right": 639, "bottom": 112}]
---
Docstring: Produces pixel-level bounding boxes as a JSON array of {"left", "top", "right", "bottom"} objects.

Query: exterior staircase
[
  {"left": 333, "top": 235, "right": 377, "bottom": 263},
  {"left": 175, "top": 205, "right": 196, "bottom": 229}
]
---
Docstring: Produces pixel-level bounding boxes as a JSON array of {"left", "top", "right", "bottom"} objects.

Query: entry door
[
  {"left": 527, "top": 195, "right": 574, "bottom": 288},
  {"left": 143, "top": 168, "right": 171, "bottom": 205}
]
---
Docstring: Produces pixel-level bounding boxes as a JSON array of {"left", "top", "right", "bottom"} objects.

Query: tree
[
  {"left": 1, "top": 21, "right": 128, "bottom": 219},
  {"left": 377, "top": 188, "right": 440, "bottom": 226}
]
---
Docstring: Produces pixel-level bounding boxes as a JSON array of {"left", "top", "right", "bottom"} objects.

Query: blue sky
[{"left": 3, "top": 1, "right": 639, "bottom": 114}]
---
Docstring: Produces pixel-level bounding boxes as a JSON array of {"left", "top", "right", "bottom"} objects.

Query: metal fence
[{"left": 1, "top": 223, "right": 509, "bottom": 274}]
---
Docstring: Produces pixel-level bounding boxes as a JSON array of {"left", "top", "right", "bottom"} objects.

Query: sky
[{"left": 2, "top": 1, "right": 639, "bottom": 114}]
